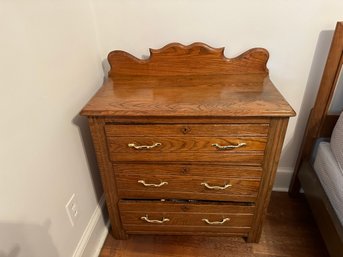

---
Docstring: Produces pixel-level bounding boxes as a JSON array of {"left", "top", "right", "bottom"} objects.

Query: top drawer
[
  {"left": 105, "top": 124, "right": 269, "bottom": 137},
  {"left": 105, "top": 124, "right": 269, "bottom": 164}
]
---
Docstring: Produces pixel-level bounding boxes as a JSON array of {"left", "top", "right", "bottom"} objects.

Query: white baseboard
[
  {"left": 273, "top": 167, "right": 294, "bottom": 192},
  {"left": 73, "top": 195, "right": 109, "bottom": 257}
]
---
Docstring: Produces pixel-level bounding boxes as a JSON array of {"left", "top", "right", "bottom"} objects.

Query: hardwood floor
[{"left": 99, "top": 192, "right": 329, "bottom": 257}]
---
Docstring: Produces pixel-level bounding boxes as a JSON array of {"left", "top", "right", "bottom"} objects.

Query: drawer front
[
  {"left": 114, "top": 163, "right": 262, "bottom": 178},
  {"left": 108, "top": 136, "right": 266, "bottom": 152},
  {"left": 115, "top": 164, "right": 261, "bottom": 202},
  {"left": 119, "top": 201, "right": 254, "bottom": 235},
  {"left": 105, "top": 124, "right": 269, "bottom": 137},
  {"left": 107, "top": 136, "right": 266, "bottom": 164}
]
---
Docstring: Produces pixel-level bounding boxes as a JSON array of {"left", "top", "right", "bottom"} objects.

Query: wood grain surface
[
  {"left": 99, "top": 192, "right": 329, "bottom": 257},
  {"left": 247, "top": 118, "right": 289, "bottom": 242},
  {"left": 116, "top": 174, "right": 260, "bottom": 202},
  {"left": 113, "top": 163, "right": 263, "bottom": 178},
  {"left": 81, "top": 43, "right": 295, "bottom": 243},
  {"left": 108, "top": 42, "right": 269, "bottom": 77},
  {"left": 108, "top": 137, "right": 266, "bottom": 152},
  {"left": 81, "top": 76, "right": 295, "bottom": 117},
  {"left": 119, "top": 200, "right": 254, "bottom": 234},
  {"left": 81, "top": 43, "right": 295, "bottom": 118},
  {"left": 88, "top": 117, "right": 127, "bottom": 239},
  {"left": 108, "top": 150, "right": 264, "bottom": 164},
  {"left": 105, "top": 124, "right": 270, "bottom": 137}
]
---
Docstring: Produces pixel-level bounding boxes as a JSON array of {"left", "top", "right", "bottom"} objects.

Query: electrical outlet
[{"left": 65, "top": 193, "right": 79, "bottom": 227}]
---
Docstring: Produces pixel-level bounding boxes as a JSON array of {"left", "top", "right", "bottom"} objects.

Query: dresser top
[{"left": 81, "top": 43, "right": 295, "bottom": 118}]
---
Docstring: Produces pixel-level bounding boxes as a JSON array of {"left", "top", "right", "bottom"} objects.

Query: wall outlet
[{"left": 65, "top": 193, "right": 79, "bottom": 227}]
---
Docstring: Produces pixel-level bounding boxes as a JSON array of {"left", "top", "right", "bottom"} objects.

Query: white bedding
[{"left": 313, "top": 142, "right": 343, "bottom": 225}]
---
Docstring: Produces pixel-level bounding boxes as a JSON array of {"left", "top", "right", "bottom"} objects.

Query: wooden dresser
[{"left": 81, "top": 43, "right": 295, "bottom": 243}]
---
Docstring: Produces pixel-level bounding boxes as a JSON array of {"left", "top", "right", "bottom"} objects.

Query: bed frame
[{"left": 289, "top": 22, "right": 343, "bottom": 257}]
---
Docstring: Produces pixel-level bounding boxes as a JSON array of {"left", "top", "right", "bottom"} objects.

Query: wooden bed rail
[{"left": 289, "top": 21, "right": 343, "bottom": 195}]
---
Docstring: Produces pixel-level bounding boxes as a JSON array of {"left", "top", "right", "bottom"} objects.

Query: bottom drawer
[{"left": 119, "top": 200, "right": 255, "bottom": 235}]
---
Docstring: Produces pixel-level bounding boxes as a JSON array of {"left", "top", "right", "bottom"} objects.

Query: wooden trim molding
[{"left": 108, "top": 42, "right": 269, "bottom": 77}]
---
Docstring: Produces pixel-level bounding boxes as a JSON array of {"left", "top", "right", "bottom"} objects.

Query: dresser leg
[
  {"left": 246, "top": 231, "right": 261, "bottom": 243},
  {"left": 110, "top": 227, "right": 128, "bottom": 240}
]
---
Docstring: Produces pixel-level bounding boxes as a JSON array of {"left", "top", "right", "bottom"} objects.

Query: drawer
[
  {"left": 114, "top": 164, "right": 261, "bottom": 202},
  {"left": 107, "top": 136, "right": 266, "bottom": 164},
  {"left": 105, "top": 124, "right": 269, "bottom": 137},
  {"left": 114, "top": 163, "right": 262, "bottom": 178},
  {"left": 119, "top": 200, "right": 255, "bottom": 235}
]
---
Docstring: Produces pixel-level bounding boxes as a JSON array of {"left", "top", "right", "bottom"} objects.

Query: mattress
[
  {"left": 313, "top": 142, "right": 343, "bottom": 225},
  {"left": 331, "top": 111, "right": 343, "bottom": 172}
]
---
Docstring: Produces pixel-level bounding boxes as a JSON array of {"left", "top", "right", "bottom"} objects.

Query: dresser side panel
[
  {"left": 88, "top": 117, "right": 127, "bottom": 239},
  {"left": 247, "top": 117, "right": 289, "bottom": 242}
]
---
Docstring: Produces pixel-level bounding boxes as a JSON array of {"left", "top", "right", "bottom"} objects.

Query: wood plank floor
[{"left": 99, "top": 192, "right": 329, "bottom": 257}]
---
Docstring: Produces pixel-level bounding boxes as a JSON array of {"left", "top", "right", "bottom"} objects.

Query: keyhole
[
  {"left": 182, "top": 126, "right": 191, "bottom": 134},
  {"left": 181, "top": 167, "right": 189, "bottom": 174},
  {"left": 181, "top": 205, "right": 190, "bottom": 212}
]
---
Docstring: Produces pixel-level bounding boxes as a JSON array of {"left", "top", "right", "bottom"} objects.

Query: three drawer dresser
[{"left": 81, "top": 43, "right": 295, "bottom": 243}]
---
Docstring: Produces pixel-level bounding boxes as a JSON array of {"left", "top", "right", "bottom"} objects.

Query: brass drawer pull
[
  {"left": 211, "top": 142, "right": 246, "bottom": 150},
  {"left": 141, "top": 215, "right": 170, "bottom": 224},
  {"left": 201, "top": 182, "right": 232, "bottom": 190},
  {"left": 202, "top": 218, "right": 231, "bottom": 225},
  {"left": 128, "top": 142, "right": 161, "bottom": 150},
  {"left": 138, "top": 180, "right": 168, "bottom": 187}
]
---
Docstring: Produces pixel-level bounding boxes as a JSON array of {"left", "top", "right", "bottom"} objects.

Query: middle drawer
[{"left": 114, "top": 164, "right": 262, "bottom": 202}]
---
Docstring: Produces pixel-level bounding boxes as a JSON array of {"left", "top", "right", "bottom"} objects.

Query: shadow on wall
[
  {"left": 102, "top": 59, "right": 110, "bottom": 78},
  {"left": 279, "top": 30, "right": 334, "bottom": 169},
  {"left": 0, "top": 221, "right": 59, "bottom": 257}
]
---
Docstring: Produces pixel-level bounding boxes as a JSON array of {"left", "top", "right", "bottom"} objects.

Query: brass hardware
[
  {"left": 138, "top": 180, "right": 168, "bottom": 187},
  {"left": 202, "top": 218, "right": 230, "bottom": 225},
  {"left": 128, "top": 142, "right": 161, "bottom": 150},
  {"left": 211, "top": 142, "right": 246, "bottom": 150},
  {"left": 141, "top": 215, "right": 170, "bottom": 224},
  {"left": 201, "top": 182, "right": 232, "bottom": 190}
]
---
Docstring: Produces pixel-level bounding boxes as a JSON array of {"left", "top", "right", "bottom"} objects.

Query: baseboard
[
  {"left": 73, "top": 195, "right": 109, "bottom": 257},
  {"left": 273, "top": 167, "right": 294, "bottom": 192}
]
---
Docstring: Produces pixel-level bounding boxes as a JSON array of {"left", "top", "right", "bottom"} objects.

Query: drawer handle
[
  {"left": 138, "top": 180, "right": 168, "bottom": 187},
  {"left": 201, "top": 182, "right": 232, "bottom": 190},
  {"left": 141, "top": 215, "right": 170, "bottom": 224},
  {"left": 128, "top": 142, "right": 161, "bottom": 150},
  {"left": 202, "top": 218, "right": 231, "bottom": 225},
  {"left": 211, "top": 142, "right": 246, "bottom": 150}
]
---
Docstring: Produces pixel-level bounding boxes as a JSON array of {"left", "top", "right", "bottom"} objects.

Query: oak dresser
[{"left": 81, "top": 43, "right": 295, "bottom": 243}]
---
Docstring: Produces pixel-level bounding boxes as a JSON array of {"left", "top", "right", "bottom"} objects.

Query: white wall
[
  {"left": 0, "top": 1, "right": 105, "bottom": 256},
  {"left": 91, "top": 0, "right": 343, "bottom": 189}
]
